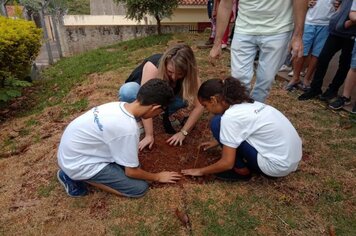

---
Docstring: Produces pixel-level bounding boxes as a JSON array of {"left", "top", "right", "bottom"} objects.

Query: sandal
[{"left": 284, "top": 81, "right": 301, "bottom": 91}]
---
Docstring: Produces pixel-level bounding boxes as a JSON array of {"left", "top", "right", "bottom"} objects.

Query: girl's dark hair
[{"left": 198, "top": 77, "right": 254, "bottom": 105}]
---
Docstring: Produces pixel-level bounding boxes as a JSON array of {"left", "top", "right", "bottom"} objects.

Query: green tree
[{"left": 115, "top": 0, "right": 179, "bottom": 34}]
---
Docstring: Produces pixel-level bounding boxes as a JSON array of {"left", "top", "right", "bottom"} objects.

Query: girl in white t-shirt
[{"left": 182, "top": 77, "right": 302, "bottom": 180}]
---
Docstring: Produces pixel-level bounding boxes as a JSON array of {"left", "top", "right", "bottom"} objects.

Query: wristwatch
[{"left": 180, "top": 129, "right": 188, "bottom": 136}]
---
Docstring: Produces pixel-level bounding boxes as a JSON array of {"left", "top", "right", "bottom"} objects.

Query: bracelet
[{"left": 180, "top": 129, "right": 188, "bottom": 136}]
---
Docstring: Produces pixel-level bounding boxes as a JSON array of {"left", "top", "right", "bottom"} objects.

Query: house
[
  {"left": 5, "top": 5, "right": 26, "bottom": 19},
  {"left": 64, "top": 0, "right": 209, "bottom": 30}
]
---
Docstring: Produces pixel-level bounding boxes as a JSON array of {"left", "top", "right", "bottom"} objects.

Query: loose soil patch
[{"left": 140, "top": 112, "right": 220, "bottom": 185}]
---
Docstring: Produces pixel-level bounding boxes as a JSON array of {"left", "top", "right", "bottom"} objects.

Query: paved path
[{"left": 277, "top": 52, "right": 355, "bottom": 113}]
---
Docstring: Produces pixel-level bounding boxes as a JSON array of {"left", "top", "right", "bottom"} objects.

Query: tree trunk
[
  {"left": 154, "top": 14, "right": 161, "bottom": 35},
  {"left": 52, "top": 14, "right": 63, "bottom": 58},
  {"left": 39, "top": 9, "right": 54, "bottom": 65}
]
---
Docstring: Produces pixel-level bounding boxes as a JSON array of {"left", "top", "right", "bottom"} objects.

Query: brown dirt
[{"left": 139, "top": 112, "right": 220, "bottom": 185}]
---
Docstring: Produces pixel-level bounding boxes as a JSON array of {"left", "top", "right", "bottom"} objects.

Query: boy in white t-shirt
[
  {"left": 182, "top": 78, "right": 302, "bottom": 180},
  {"left": 57, "top": 79, "right": 181, "bottom": 198}
]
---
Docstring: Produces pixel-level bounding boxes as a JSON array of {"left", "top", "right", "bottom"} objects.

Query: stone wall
[
  {"left": 57, "top": 24, "right": 190, "bottom": 56},
  {"left": 90, "top": 0, "right": 126, "bottom": 15}
]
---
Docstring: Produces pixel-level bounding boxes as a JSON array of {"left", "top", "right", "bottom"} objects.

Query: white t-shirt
[
  {"left": 220, "top": 102, "right": 302, "bottom": 177},
  {"left": 235, "top": 0, "right": 294, "bottom": 35},
  {"left": 57, "top": 102, "right": 139, "bottom": 180},
  {"left": 305, "top": 0, "right": 335, "bottom": 25}
]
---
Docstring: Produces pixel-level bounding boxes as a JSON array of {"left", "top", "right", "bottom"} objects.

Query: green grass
[
  {"left": 192, "top": 196, "right": 259, "bottom": 235},
  {"left": 37, "top": 176, "right": 57, "bottom": 197},
  {"left": 0, "top": 32, "right": 355, "bottom": 235},
  {"left": 14, "top": 34, "right": 172, "bottom": 117}
]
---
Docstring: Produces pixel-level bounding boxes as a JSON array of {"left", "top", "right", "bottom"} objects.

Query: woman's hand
[
  {"left": 166, "top": 132, "right": 186, "bottom": 146},
  {"left": 156, "top": 171, "right": 182, "bottom": 183},
  {"left": 181, "top": 168, "right": 203, "bottom": 177},
  {"left": 200, "top": 140, "right": 219, "bottom": 151},
  {"left": 138, "top": 135, "right": 154, "bottom": 151}
]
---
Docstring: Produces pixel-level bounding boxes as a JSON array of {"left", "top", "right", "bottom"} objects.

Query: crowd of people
[{"left": 56, "top": 0, "right": 355, "bottom": 198}]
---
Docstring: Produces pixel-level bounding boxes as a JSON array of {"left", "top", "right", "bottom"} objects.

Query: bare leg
[
  {"left": 286, "top": 56, "right": 304, "bottom": 88},
  {"left": 303, "top": 55, "right": 318, "bottom": 87},
  {"left": 342, "top": 68, "right": 356, "bottom": 98}
]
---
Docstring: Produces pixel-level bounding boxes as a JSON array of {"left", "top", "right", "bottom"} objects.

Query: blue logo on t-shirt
[
  {"left": 254, "top": 105, "right": 266, "bottom": 114},
  {"left": 93, "top": 107, "right": 104, "bottom": 131}
]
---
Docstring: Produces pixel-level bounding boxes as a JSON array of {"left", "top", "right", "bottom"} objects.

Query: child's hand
[
  {"left": 200, "top": 140, "right": 219, "bottom": 151},
  {"left": 157, "top": 171, "right": 182, "bottom": 183},
  {"left": 139, "top": 135, "right": 154, "bottom": 151},
  {"left": 181, "top": 169, "right": 203, "bottom": 176}
]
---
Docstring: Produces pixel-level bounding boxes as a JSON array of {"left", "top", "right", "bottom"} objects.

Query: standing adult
[{"left": 210, "top": 0, "right": 308, "bottom": 102}]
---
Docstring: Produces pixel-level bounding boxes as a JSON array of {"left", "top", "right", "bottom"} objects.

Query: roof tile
[{"left": 179, "top": 0, "right": 206, "bottom": 5}]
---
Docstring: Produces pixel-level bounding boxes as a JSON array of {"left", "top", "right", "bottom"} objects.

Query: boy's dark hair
[
  {"left": 136, "top": 79, "right": 174, "bottom": 107},
  {"left": 198, "top": 77, "right": 254, "bottom": 105}
]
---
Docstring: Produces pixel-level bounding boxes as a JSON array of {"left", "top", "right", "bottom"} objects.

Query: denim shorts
[
  {"left": 303, "top": 24, "right": 329, "bottom": 57},
  {"left": 351, "top": 40, "right": 356, "bottom": 69},
  {"left": 88, "top": 163, "right": 149, "bottom": 198}
]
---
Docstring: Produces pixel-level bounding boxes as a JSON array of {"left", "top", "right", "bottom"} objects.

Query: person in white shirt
[
  {"left": 57, "top": 79, "right": 181, "bottom": 198},
  {"left": 210, "top": 0, "right": 308, "bottom": 102},
  {"left": 182, "top": 77, "right": 302, "bottom": 180},
  {"left": 286, "top": 0, "right": 335, "bottom": 91}
]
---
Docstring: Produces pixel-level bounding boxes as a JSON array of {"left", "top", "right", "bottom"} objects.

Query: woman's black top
[{"left": 125, "top": 53, "right": 182, "bottom": 95}]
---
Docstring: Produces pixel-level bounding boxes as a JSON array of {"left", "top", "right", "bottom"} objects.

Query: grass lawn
[{"left": 0, "top": 32, "right": 355, "bottom": 235}]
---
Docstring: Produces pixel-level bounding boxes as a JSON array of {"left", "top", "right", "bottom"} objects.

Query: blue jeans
[
  {"left": 210, "top": 115, "right": 262, "bottom": 173},
  {"left": 88, "top": 163, "right": 149, "bottom": 198},
  {"left": 231, "top": 31, "right": 292, "bottom": 102},
  {"left": 118, "top": 82, "right": 187, "bottom": 114}
]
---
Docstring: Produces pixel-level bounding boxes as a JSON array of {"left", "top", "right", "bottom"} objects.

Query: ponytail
[{"left": 198, "top": 77, "right": 253, "bottom": 105}]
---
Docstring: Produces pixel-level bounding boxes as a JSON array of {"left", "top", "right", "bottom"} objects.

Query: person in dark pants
[
  {"left": 182, "top": 78, "right": 302, "bottom": 181},
  {"left": 298, "top": 0, "right": 356, "bottom": 101}
]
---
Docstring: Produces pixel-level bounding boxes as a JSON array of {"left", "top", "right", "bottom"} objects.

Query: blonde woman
[{"left": 118, "top": 44, "right": 204, "bottom": 150}]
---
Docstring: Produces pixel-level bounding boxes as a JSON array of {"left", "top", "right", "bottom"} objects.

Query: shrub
[{"left": 0, "top": 16, "right": 42, "bottom": 102}]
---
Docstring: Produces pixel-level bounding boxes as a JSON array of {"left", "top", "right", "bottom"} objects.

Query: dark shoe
[
  {"left": 214, "top": 170, "right": 251, "bottom": 182},
  {"left": 284, "top": 81, "right": 301, "bottom": 91},
  {"left": 320, "top": 89, "right": 337, "bottom": 102},
  {"left": 329, "top": 96, "right": 351, "bottom": 110},
  {"left": 301, "top": 84, "right": 311, "bottom": 92},
  {"left": 298, "top": 90, "right": 321, "bottom": 101},
  {"left": 162, "top": 112, "right": 176, "bottom": 134},
  {"left": 57, "top": 170, "right": 88, "bottom": 197}
]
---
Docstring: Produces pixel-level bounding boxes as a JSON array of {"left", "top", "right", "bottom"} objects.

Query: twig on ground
[{"left": 193, "top": 145, "right": 202, "bottom": 168}]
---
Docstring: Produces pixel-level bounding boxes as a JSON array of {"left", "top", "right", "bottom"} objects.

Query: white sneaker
[
  {"left": 279, "top": 65, "right": 292, "bottom": 72},
  {"left": 288, "top": 70, "right": 306, "bottom": 77}
]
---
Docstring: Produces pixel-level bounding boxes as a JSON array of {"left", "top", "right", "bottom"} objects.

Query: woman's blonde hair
[{"left": 157, "top": 44, "right": 198, "bottom": 106}]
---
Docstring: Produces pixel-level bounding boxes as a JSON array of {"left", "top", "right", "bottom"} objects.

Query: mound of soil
[{"left": 139, "top": 113, "right": 220, "bottom": 184}]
